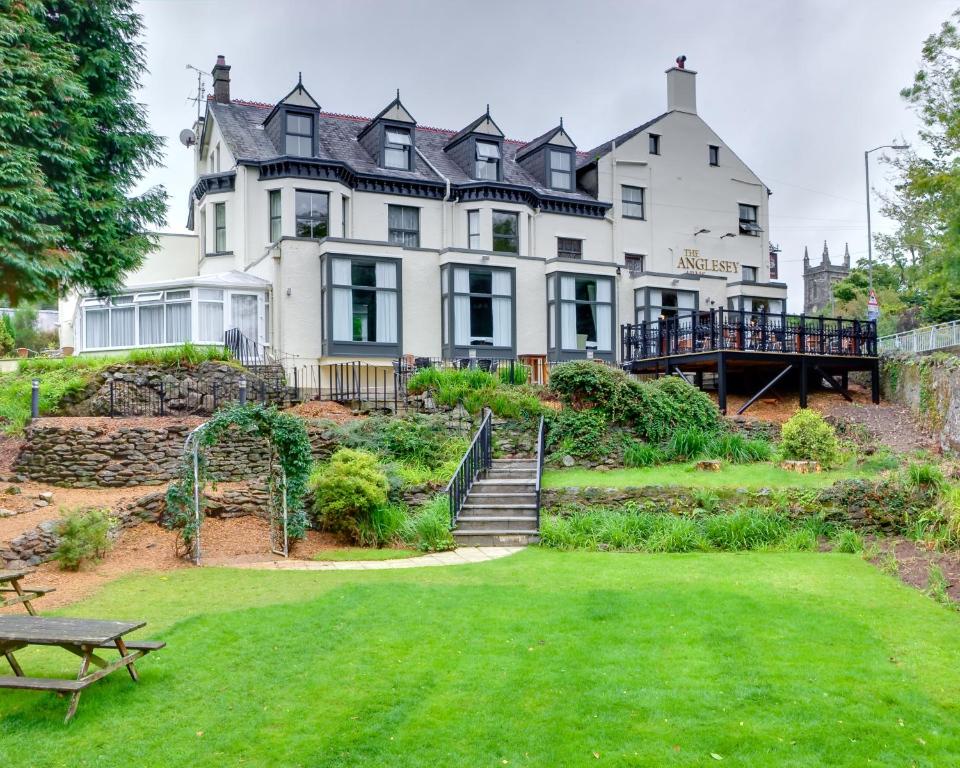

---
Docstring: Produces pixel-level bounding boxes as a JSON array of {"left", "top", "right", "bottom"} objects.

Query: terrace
[{"left": 620, "top": 308, "right": 881, "bottom": 414}]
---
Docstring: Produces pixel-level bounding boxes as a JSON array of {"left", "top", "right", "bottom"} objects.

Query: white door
[{"left": 231, "top": 294, "right": 259, "bottom": 340}]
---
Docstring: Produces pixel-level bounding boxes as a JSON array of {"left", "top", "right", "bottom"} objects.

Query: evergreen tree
[{"left": 0, "top": 0, "right": 166, "bottom": 304}]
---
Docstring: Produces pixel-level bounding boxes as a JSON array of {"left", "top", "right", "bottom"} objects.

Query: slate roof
[
  {"left": 208, "top": 100, "right": 597, "bottom": 203},
  {"left": 515, "top": 125, "right": 565, "bottom": 161},
  {"left": 578, "top": 111, "right": 671, "bottom": 168}
]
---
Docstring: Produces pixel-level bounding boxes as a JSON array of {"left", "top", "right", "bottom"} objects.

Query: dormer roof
[
  {"left": 516, "top": 123, "right": 576, "bottom": 161},
  {"left": 357, "top": 93, "right": 416, "bottom": 141},
  {"left": 261, "top": 78, "right": 320, "bottom": 125},
  {"left": 444, "top": 110, "right": 504, "bottom": 150}
]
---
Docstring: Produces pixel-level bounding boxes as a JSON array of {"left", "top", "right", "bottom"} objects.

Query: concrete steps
[{"left": 453, "top": 457, "right": 540, "bottom": 547}]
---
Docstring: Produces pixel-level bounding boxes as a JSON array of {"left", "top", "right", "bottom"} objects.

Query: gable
[
  {"left": 380, "top": 102, "right": 415, "bottom": 124},
  {"left": 281, "top": 87, "right": 319, "bottom": 109},
  {"left": 473, "top": 117, "right": 503, "bottom": 137}
]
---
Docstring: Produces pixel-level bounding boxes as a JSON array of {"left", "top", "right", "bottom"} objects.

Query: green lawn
[
  {"left": 544, "top": 462, "right": 866, "bottom": 489},
  {"left": 312, "top": 547, "right": 420, "bottom": 561},
  {"left": 2, "top": 551, "right": 959, "bottom": 766}
]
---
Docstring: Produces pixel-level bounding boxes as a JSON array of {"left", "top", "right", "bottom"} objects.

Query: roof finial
[
  {"left": 486, "top": 103, "right": 490, "bottom": 117},
  {"left": 297, "top": 71, "right": 302, "bottom": 90},
  {"left": 560, "top": 116, "right": 564, "bottom": 129},
  {"left": 396, "top": 87, "right": 400, "bottom": 101},
  {"left": 822, "top": 240, "right": 830, "bottom": 265}
]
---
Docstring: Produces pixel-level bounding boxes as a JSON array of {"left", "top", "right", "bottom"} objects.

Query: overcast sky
[{"left": 134, "top": 0, "right": 956, "bottom": 311}]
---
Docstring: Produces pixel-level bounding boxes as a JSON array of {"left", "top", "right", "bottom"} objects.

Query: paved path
[{"left": 203, "top": 547, "right": 525, "bottom": 571}]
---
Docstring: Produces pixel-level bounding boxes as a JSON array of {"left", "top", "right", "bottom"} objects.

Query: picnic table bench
[
  {"left": 0, "top": 616, "right": 165, "bottom": 722},
  {"left": 0, "top": 570, "right": 54, "bottom": 615}
]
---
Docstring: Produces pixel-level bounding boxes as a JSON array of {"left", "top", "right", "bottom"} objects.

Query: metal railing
[
  {"left": 878, "top": 318, "right": 960, "bottom": 355},
  {"left": 621, "top": 308, "right": 878, "bottom": 362},
  {"left": 224, "top": 328, "right": 272, "bottom": 368},
  {"left": 444, "top": 408, "right": 492, "bottom": 528},
  {"left": 534, "top": 415, "right": 546, "bottom": 531}
]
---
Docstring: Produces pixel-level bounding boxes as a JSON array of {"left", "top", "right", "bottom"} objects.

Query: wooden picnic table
[
  {"left": 0, "top": 616, "right": 165, "bottom": 722},
  {"left": 0, "top": 570, "right": 54, "bottom": 615}
]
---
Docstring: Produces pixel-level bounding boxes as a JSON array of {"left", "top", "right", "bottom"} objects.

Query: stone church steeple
[{"left": 803, "top": 241, "right": 851, "bottom": 315}]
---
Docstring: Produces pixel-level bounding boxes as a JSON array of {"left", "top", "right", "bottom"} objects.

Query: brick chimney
[
  {"left": 212, "top": 55, "right": 231, "bottom": 104},
  {"left": 666, "top": 59, "right": 697, "bottom": 114}
]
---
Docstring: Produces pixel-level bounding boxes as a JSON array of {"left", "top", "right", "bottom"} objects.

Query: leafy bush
[
  {"left": 401, "top": 495, "right": 455, "bottom": 552},
  {"left": 309, "top": 449, "right": 390, "bottom": 542},
  {"left": 548, "top": 361, "right": 625, "bottom": 410},
  {"left": 779, "top": 409, "right": 841, "bottom": 467},
  {"left": 623, "top": 441, "right": 665, "bottom": 468},
  {"left": 54, "top": 508, "right": 113, "bottom": 571},
  {"left": 547, "top": 409, "right": 610, "bottom": 459},
  {"left": 667, "top": 427, "right": 714, "bottom": 461},
  {"left": 406, "top": 367, "right": 543, "bottom": 418}
]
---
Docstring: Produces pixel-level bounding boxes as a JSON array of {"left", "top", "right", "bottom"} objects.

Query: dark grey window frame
[
  {"left": 467, "top": 209, "right": 480, "bottom": 250},
  {"left": 729, "top": 295, "right": 785, "bottom": 316},
  {"left": 295, "top": 189, "right": 330, "bottom": 239},
  {"left": 388, "top": 204, "right": 420, "bottom": 247},
  {"left": 624, "top": 254, "right": 645, "bottom": 277},
  {"left": 741, "top": 265, "right": 758, "bottom": 282},
  {"left": 383, "top": 126, "right": 413, "bottom": 171},
  {"left": 649, "top": 134, "right": 661, "bottom": 155},
  {"left": 622, "top": 185, "right": 645, "bottom": 220},
  {"left": 634, "top": 286, "right": 700, "bottom": 326},
  {"left": 475, "top": 139, "right": 502, "bottom": 181},
  {"left": 321, "top": 253, "right": 402, "bottom": 357},
  {"left": 738, "top": 203, "right": 761, "bottom": 236},
  {"left": 709, "top": 145, "right": 720, "bottom": 166},
  {"left": 268, "top": 190, "right": 282, "bottom": 243},
  {"left": 441, "top": 263, "right": 516, "bottom": 359},
  {"left": 547, "top": 272, "right": 616, "bottom": 362},
  {"left": 213, "top": 202, "right": 226, "bottom": 252},
  {"left": 492, "top": 210, "right": 520, "bottom": 254},
  {"left": 548, "top": 148, "right": 574, "bottom": 191},
  {"left": 557, "top": 237, "right": 583, "bottom": 260},
  {"left": 285, "top": 112, "right": 314, "bottom": 158}
]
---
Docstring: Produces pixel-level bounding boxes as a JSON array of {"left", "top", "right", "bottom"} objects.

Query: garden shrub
[
  {"left": 833, "top": 528, "right": 864, "bottom": 554},
  {"left": 405, "top": 367, "right": 543, "bottom": 419},
  {"left": 401, "top": 494, "right": 455, "bottom": 552},
  {"left": 357, "top": 503, "right": 408, "bottom": 548},
  {"left": 310, "top": 449, "right": 389, "bottom": 542},
  {"left": 548, "top": 361, "right": 625, "bottom": 410},
  {"left": 779, "top": 409, "right": 841, "bottom": 467},
  {"left": 907, "top": 462, "right": 944, "bottom": 490},
  {"left": 703, "top": 508, "right": 789, "bottom": 551},
  {"left": 498, "top": 362, "right": 529, "bottom": 385},
  {"left": 55, "top": 508, "right": 113, "bottom": 571},
  {"left": 547, "top": 408, "right": 610, "bottom": 459},
  {"left": 623, "top": 441, "right": 665, "bottom": 468},
  {"left": 709, "top": 433, "right": 773, "bottom": 464}
]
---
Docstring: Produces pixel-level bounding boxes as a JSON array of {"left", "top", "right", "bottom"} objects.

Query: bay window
[
  {"left": 82, "top": 289, "right": 197, "bottom": 350},
  {"left": 442, "top": 265, "right": 514, "bottom": 355},
  {"left": 214, "top": 203, "right": 226, "bottom": 252},
  {"left": 198, "top": 289, "right": 224, "bottom": 342},
  {"left": 467, "top": 210, "right": 480, "bottom": 249},
  {"left": 296, "top": 190, "right": 329, "bottom": 239},
  {"left": 492, "top": 211, "right": 519, "bottom": 254},
  {"left": 548, "top": 274, "right": 614, "bottom": 357},
  {"left": 329, "top": 257, "right": 399, "bottom": 347}
]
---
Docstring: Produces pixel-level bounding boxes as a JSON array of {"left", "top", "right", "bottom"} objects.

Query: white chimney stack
[{"left": 666, "top": 56, "right": 697, "bottom": 114}]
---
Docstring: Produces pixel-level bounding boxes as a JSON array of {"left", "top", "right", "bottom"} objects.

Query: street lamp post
[{"left": 864, "top": 143, "right": 909, "bottom": 300}]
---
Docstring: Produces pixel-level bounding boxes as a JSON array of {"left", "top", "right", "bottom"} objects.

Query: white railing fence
[{"left": 878, "top": 318, "right": 960, "bottom": 355}]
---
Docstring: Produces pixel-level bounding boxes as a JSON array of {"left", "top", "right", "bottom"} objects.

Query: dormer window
[
  {"left": 475, "top": 141, "right": 501, "bottom": 180},
  {"left": 285, "top": 113, "right": 313, "bottom": 157},
  {"left": 384, "top": 127, "right": 412, "bottom": 170},
  {"left": 549, "top": 150, "right": 572, "bottom": 191}
]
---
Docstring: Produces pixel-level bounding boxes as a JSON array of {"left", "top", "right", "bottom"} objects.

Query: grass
[
  {"left": 0, "top": 344, "right": 236, "bottom": 434},
  {"left": 543, "top": 461, "right": 867, "bottom": 490},
  {"left": 311, "top": 547, "right": 420, "bottom": 561},
  {"left": 1, "top": 551, "right": 959, "bottom": 766}
]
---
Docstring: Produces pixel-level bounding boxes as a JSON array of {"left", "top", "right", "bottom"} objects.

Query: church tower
[{"left": 803, "top": 241, "right": 851, "bottom": 315}]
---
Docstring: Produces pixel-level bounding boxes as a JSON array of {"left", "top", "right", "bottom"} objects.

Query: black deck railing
[
  {"left": 444, "top": 408, "right": 492, "bottom": 528},
  {"left": 621, "top": 308, "right": 878, "bottom": 362}
]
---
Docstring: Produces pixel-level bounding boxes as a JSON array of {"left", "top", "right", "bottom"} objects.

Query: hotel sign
[{"left": 676, "top": 249, "right": 739, "bottom": 275}]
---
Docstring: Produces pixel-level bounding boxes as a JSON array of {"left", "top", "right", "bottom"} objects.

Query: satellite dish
[{"left": 179, "top": 128, "right": 196, "bottom": 147}]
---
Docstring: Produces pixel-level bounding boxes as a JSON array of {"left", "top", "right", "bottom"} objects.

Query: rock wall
[
  {"left": 881, "top": 354, "right": 960, "bottom": 450},
  {"left": 0, "top": 484, "right": 270, "bottom": 570}
]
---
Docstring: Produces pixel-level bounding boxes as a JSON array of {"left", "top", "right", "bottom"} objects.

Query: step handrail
[
  {"left": 534, "top": 415, "right": 546, "bottom": 530},
  {"left": 445, "top": 408, "right": 493, "bottom": 527}
]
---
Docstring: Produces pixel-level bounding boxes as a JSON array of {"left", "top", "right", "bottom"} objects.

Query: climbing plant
[{"left": 165, "top": 403, "right": 313, "bottom": 554}]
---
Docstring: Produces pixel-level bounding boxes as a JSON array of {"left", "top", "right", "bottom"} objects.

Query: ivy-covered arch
[{"left": 165, "top": 403, "right": 313, "bottom": 564}]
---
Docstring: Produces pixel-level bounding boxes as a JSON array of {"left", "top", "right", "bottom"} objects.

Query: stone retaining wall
[
  {"left": 882, "top": 354, "right": 960, "bottom": 450},
  {"left": 0, "top": 483, "right": 270, "bottom": 570}
]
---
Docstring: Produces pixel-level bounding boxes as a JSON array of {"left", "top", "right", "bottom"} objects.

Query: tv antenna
[{"left": 185, "top": 64, "right": 212, "bottom": 121}]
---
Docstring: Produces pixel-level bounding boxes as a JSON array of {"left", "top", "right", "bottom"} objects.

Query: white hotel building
[{"left": 60, "top": 56, "right": 786, "bottom": 371}]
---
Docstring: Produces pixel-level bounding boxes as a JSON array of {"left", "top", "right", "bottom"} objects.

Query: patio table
[{"left": 0, "top": 615, "right": 165, "bottom": 722}]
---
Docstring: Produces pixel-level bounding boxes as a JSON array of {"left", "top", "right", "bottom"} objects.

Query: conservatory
[{"left": 73, "top": 271, "right": 271, "bottom": 354}]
